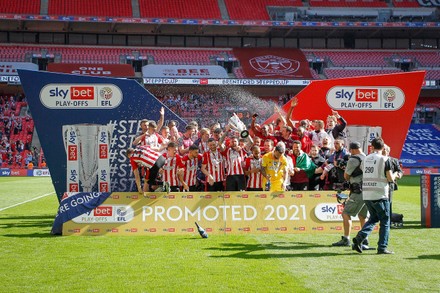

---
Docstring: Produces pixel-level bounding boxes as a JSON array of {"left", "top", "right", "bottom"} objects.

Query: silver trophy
[
  {"left": 228, "top": 113, "right": 249, "bottom": 139},
  {"left": 63, "top": 124, "right": 100, "bottom": 192}
]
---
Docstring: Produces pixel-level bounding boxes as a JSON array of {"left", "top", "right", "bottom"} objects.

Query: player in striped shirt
[
  {"left": 160, "top": 142, "right": 185, "bottom": 192},
  {"left": 244, "top": 145, "right": 263, "bottom": 191},
  {"left": 181, "top": 144, "right": 203, "bottom": 191},
  {"left": 223, "top": 137, "right": 246, "bottom": 191},
  {"left": 201, "top": 138, "right": 225, "bottom": 191},
  {"left": 126, "top": 145, "right": 166, "bottom": 194}
]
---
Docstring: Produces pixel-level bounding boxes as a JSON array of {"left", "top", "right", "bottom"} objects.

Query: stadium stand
[
  {"left": 225, "top": 0, "right": 303, "bottom": 20},
  {"left": 425, "top": 70, "right": 440, "bottom": 81},
  {"left": 392, "top": 0, "right": 421, "bottom": 7},
  {"left": 0, "top": 45, "right": 232, "bottom": 65},
  {"left": 139, "top": 0, "right": 221, "bottom": 19},
  {"left": 397, "top": 51, "right": 440, "bottom": 67},
  {"left": 304, "top": 50, "right": 397, "bottom": 67},
  {"left": 323, "top": 68, "right": 403, "bottom": 79},
  {"left": 48, "top": 0, "right": 133, "bottom": 17},
  {"left": 0, "top": 94, "right": 35, "bottom": 168},
  {"left": 309, "top": 0, "right": 387, "bottom": 7},
  {"left": 0, "top": 0, "right": 40, "bottom": 14}
]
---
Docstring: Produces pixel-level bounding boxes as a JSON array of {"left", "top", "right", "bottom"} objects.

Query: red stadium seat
[
  {"left": 0, "top": 0, "right": 40, "bottom": 14},
  {"left": 392, "top": 0, "right": 421, "bottom": 7},
  {"left": 48, "top": 0, "right": 132, "bottom": 17},
  {"left": 324, "top": 68, "right": 402, "bottom": 79},
  {"left": 225, "top": 0, "right": 303, "bottom": 20},
  {"left": 139, "top": 0, "right": 221, "bottom": 19},
  {"left": 309, "top": 0, "right": 387, "bottom": 7}
]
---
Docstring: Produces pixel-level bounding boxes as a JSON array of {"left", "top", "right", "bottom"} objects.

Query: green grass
[{"left": 0, "top": 176, "right": 439, "bottom": 292}]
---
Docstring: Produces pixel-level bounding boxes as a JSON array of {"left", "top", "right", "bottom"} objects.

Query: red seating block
[
  {"left": 139, "top": 0, "right": 221, "bottom": 19},
  {"left": 0, "top": 0, "right": 40, "bottom": 14},
  {"left": 48, "top": 0, "right": 132, "bottom": 17}
]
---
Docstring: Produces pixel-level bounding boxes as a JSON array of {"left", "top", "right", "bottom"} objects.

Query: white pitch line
[{"left": 0, "top": 192, "right": 55, "bottom": 212}]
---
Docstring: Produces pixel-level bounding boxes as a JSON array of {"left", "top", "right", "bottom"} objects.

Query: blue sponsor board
[
  {"left": 400, "top": 124, "right": 440, "bottom": 168},
  {"left": 18, "top": 70, "right": 186, "bottom": 201},
  {"left": 0, "top": 168, "right": 11, "bottom": 176}
]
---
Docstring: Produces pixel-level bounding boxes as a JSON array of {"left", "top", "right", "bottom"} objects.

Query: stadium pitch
[{"left": 0, "top": 176, "right": 439, "bottom": 292}]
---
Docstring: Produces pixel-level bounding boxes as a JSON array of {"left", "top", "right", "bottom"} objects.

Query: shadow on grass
[
  {"left": 407, "top": 254, "right": 440, "bottom": 261},
  {"left": 2, "top": 232, "right": 55, "bottom": 238},
  {"left": 0, "top": 215, "right": 54, "bottom": 230},
  {"left": 393, "top": 220, "right": 423, "bottom": 230},
  {"left": 206, "top": 242, "right": 341, "bottom": 259}
]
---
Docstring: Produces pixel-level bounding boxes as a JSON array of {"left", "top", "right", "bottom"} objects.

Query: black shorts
[{"left": 147, "top": 156, "right": 166, "bottom": 186}]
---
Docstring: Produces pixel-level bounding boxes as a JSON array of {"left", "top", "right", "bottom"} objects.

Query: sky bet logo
[
  {"left": 40, "top": 84, "right": 122, "bottom": 109},
  {"left": 49, "top": 86, "right": 95, "bottom": 100},
  {"left": 335, "top": 88, "right": 378, "bottom": 102},
  {"left": 327, "top": 86, "right": 404, "bottom": 111}
]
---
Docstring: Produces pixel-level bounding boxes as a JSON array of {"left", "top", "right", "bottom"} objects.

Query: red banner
[
  {"left": 233, "top": 48, "right": 313, "bottom": 79},
  {"left": 47, "top": 64, "right": 135, "bottom": 77},
  {"left": 264, "top": 71, "right": 425, "bottom": 158}
]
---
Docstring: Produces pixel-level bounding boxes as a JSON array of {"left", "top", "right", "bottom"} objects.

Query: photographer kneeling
[{"left": 332, "top": 142, "right": 370, "bottom": 248}]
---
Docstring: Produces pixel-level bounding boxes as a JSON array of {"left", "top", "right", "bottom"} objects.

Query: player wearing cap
[{"left": 332, "top": 141, "right": 369, "bottom": 247}]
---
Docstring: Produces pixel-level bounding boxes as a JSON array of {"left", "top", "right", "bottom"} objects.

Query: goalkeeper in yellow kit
[{"left": 260, "top": 142, "right": 289, "bottom": 191}]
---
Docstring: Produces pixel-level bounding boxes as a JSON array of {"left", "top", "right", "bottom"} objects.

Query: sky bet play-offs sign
[
  {"left": 40, "top": 84, "right": 123, "bottom": 109},
  {"left": 18, "top": 70, "right": 186, "bottom": 201},
  {"left": 265, "top": 71, "right": 425, "bottom": 158},
  {"left": 326, "top": 86, "right": 405, "bottom": 111}
]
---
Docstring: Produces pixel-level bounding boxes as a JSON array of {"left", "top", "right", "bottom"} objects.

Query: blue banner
[
  {"left": 0, "top": 168, "right": 11, "bottom": 176},
  {"left": 18, "top": 70, "right": 187, "bottom": 201},
  {"left": 401, "top": 124, "right": 440, "bottom": 168},
  {"left": 51, "top": 192, "right": 111, "bottom": 235}
]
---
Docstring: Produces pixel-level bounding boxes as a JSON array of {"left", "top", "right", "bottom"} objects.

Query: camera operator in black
[
  {"left": 326, "top": 139, "right": 348, "bottom": 190},
  {"left": 382, "top": 144, "right": 404, "bottom": 224},
  {"left": 332, "top": 142, "right": 369, "bottom": 247}
]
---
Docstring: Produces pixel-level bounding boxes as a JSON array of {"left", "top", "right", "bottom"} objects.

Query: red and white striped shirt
[
  {"left": 202, "top": 149, "right": 225, "bottom": 182},
  {"left": 245, "top": 156, "right": 263, "bottom": 189},
  {"left": 198, "top": 140, "right": 209, "bottom": 154},
  {"left": 224, "top": 147, "right": 245, "bottom": 176},
  {"left": 162, "top": 153, "right": 184, "bottom": 186},
  {"left": 130, "top": 146, "right": 161, "bottom": 170},
  {"left": 182, "top": 153, "right": 203, "bottom": 187},
  {"left": 139, "top": 132, "right": 160, "bottom": 148}
]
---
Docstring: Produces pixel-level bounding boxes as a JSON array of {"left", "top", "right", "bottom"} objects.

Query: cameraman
[
  {"left": 321, "top": 139, "right": 348, "bottom": 190},
  {"left": 332, "top": 142, "right": 368, "bottom": 247}
]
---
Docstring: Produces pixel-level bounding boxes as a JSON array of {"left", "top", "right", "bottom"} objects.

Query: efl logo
[
  {"left": 68, "top": 145, "right": 77, "bottom": 161},
  {"left": 94, "top": 206, "right": 113, "bottom": 216},
  {"left": 70, "top": 86, "right": 94, "bottom": 100},
  {"left": 99, "top": 144, "right": 108, "bottom": 159},
  {"left": 355, "top": 88, "right": 378, "bottom": 102}
]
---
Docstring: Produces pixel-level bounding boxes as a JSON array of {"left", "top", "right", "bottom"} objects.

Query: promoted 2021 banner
[{"left": 62, "top": 191, "right": 362, "bottom": 236}]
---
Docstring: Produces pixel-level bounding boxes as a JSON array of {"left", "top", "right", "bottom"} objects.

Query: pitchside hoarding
[
  {"left": 420, "top": 174, "right": 440, "bottom": 228},
  {"left": 18, "top": 70, "right": 186, "bottom": 201},
  {"left": 61, "top": 190, "right": 365, "bottom": 236},
  {"left": 264, "top": 71, "right": 425, "bottom": 158},
  {"left": 401, "top": 124, "right": 440, "bottom": 168}
]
